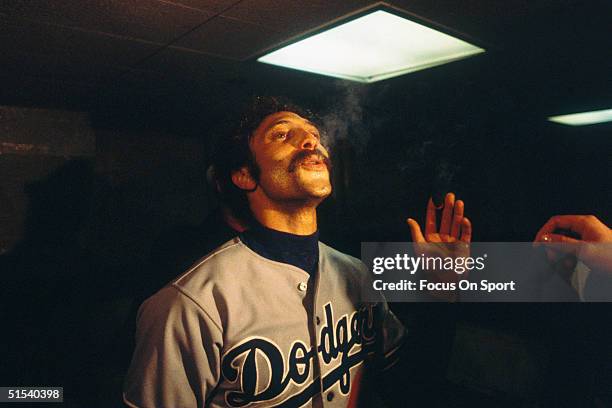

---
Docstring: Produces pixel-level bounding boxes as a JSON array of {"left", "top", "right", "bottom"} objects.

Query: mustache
[{"left": 288, "top": 149, "right": 332, "bottom": 173}]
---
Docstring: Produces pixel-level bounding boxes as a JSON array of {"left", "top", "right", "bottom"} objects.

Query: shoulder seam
[
  {"left": 170, "top": 285, "right": 224, "bottom": 334},
  {"left": 173, "top": 238, "right": 241, "bottom": 285}
]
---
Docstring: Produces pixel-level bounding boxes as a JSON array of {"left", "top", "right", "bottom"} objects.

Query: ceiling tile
[
  {"left": 222, "top": 0, "right": 376, "bottom": 38},
  {"left": 138, "top": 47, "right": 239, "bottom": 81},
  {"left": 172, "top": 15, "right": 290, "bottom": 60},
  {"left": 1, "top": 0, "right": 214, "bottom": 44},
  {"left": 163, "top": 0, "right": 242, "bottom": 14},
  {"left": 0, "top": 16, "right": 161, "bottom": 68}
]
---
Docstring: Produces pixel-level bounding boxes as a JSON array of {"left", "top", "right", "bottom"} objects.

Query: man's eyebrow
[{"left": 269, "top": 119, "right": 320, "bottom": 130}]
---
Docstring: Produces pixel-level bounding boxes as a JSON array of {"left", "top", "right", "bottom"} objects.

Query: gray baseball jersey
[{"left": 124, "top": 237, "right": 405, "bottom": 407}]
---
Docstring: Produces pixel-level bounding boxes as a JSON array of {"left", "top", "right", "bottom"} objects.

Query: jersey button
[
  {"left": 316, "top": 316, "right": 321, "bottom": 325},
  {"left": 298, "top": 282, "right": 308, "bottom": 292},
  {"left": 326, "top": 391, "right": 334, "bottom": 401}
]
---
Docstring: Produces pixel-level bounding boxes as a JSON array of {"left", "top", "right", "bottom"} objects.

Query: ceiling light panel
[
  {"left": 257, "top": 10, "right": 485, "bottom": 83},
  {"left": 548, "top": 108, "right": 612, "bottom": 126}
]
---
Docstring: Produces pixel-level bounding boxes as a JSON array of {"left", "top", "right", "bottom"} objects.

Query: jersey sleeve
[{"left": 123, "top": 286, "right": 224, "bottom": 407}]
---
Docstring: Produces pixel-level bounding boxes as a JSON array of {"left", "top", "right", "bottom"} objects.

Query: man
[
  {"left": 123, "top": 96, "right": 475, "bottom": 407},
  {"left": 123, "top": 97, "right": 410, "bottom": 407}
]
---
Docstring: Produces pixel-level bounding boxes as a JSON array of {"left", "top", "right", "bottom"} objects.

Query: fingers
[
  {"left": 421, "top": 192, "right": 470, "bottom": 242},
  {"left": 541, "top": 232, "right": 580, "bottom": 244},
  {"left": 534, "top": 216, "right": 565, "bottom": 242},
  {"left": 541, "top": 233, "right": 580, "bottom": 255},
  {"left": 535, "top": 214, "right": 612, "bottom": 245},
  {"left": 534, "top": 215, "right": 585, "bottom": 242},
  {"left": 425, "top": 198, "right": 437, "bottom": 236},
  {"left": 450, "top": 199, "right": 464, "bottom": 239},
  {"left": 460, "top": 217, "right": 472, "bottom": 243},
  {"left": 407, "top": 218, "right": 426, "bottom": 243},
  {"left": 439, "top": 193, "right": 455, "bottom": 236}
]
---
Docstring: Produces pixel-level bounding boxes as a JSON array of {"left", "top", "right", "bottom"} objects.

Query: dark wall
[{"left": 0, "top": 105, "right": 212, "bottom": 407}]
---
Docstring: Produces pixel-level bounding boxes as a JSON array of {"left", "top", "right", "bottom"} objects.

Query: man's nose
[{"left": 296, "top": 129, "right": 318, "bottom": 150}]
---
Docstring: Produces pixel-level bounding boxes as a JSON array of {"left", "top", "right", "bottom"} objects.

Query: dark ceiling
[{"left": 1, "top": 0, "right": 611, "bottom": 119}]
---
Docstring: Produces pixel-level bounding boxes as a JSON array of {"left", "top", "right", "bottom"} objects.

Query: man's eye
[{"left": 272, "top": 131, "right": 287, "bottom": 140}]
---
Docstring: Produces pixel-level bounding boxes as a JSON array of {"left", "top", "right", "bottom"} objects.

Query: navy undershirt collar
[{"left": 240, "top": 221, "right": 319, "bottom": 275}]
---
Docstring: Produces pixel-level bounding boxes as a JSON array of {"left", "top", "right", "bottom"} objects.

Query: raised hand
[{"left": 406, "top": 192, "right": 473, "bottom": 301}]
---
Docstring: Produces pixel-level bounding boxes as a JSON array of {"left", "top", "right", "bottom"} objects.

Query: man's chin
[
  {"left": 293, "top": 170, "right": 332, "bottom": 198},
  {"left": 293, "top": 181, "right": 331, "bottom": 200},
  {"left": 309, "top": 185, "right": 332, "bottom": 199}
]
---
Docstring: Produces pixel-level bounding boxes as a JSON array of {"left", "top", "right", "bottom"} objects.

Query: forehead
[{"left": 254, "top": 111, "right": 317, "bottom": 135}]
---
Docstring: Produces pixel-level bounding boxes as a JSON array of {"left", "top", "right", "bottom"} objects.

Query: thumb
[{"left": 407, "top": 218, "right": 426, "bottom": 243}]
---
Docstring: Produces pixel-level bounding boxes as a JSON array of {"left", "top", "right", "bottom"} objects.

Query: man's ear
[{"left": 231, "top": 167, "right": 257, "bottom": 191}]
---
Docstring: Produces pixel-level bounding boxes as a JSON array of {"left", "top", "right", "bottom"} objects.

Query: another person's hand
[
  {"left": 534, "top": 215, "right": 612, "bottom": 274},
  {"left": 406, "top": 192, "right": 472, "bottom": 300}
]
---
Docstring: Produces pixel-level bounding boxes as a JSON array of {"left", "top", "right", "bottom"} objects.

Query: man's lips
[
  {"left": 288, "top": 150, "right": 331, "bottom": 172},
  {"left": 300, "top": 162, "right": 327, "bottom": 170},
  {"left": 299, "top": 155, "right": 327, "bottom": 170}
]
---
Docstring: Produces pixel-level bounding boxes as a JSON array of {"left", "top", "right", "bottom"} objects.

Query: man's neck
[{"left": 250, "top": 200, "right": 319, "bottom": 235}]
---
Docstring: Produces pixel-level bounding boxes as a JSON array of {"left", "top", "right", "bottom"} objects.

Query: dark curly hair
[{"left": 211, "top": 96, "right": 317, "bottom": 226}]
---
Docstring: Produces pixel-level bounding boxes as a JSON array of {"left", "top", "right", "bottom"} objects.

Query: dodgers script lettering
[{"left": 220, "top": 303, "right": 380, "bottom": 407}]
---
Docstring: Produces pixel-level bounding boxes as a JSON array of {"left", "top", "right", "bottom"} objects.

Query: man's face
[{"left": 247, "top": 111, "right": 332, "bottom": 204}]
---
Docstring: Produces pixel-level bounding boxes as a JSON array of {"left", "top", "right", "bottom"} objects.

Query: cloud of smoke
[
  {"left": 313, "top": 81, "right": 461, "bottom": 202},
  {"left": 318, "top": 82, "right": 369, "bottom": 152}
]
